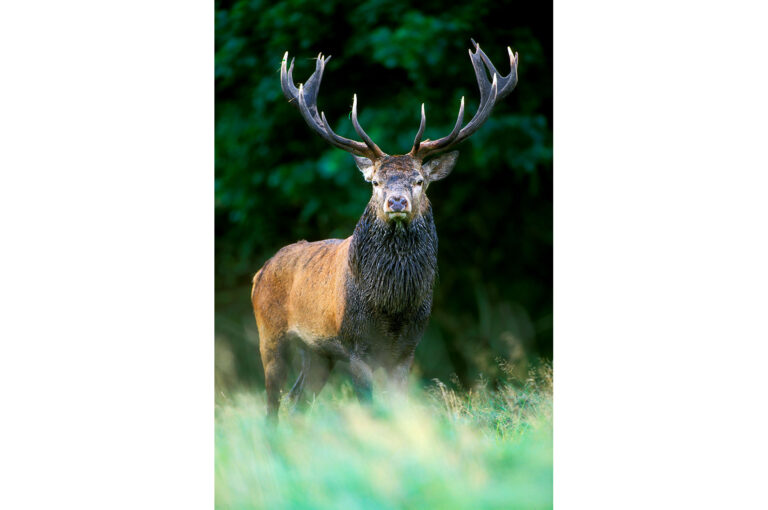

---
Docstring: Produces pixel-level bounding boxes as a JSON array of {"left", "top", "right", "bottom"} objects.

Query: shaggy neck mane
[{"left": 349, "top": 202, "right": 438, "bottom": 314}]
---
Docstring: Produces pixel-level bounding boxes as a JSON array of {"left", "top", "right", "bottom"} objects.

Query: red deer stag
[{"left": 252, "top": 40, "right": 518, "bottom": 422}]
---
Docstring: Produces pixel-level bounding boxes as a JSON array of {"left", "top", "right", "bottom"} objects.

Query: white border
[
  {"left": 555, "top": 0, "right": 768, "bottom": 507},
  {"left": 0, "top": 2, "right": 213, "bottom": 507}
]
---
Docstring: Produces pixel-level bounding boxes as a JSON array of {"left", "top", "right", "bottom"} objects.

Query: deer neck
[{"left": 348, "top": 202, "right": 438, "bottom": 314}]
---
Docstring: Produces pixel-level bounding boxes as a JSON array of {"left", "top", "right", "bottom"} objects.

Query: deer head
[{"left": 280, "top": 39, "right": 518, "bottom": 224}]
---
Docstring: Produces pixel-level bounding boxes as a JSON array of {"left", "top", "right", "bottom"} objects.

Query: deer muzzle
[{"left": 386, "top": 195, "right": 411, "bottom": 216}]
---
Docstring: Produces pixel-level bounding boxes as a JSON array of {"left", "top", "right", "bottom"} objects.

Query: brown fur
[
  {"left": 251, "top": 239, "right": 352, "bottom": 420},
  {"left": 252, "top": 238, "right": 350, "bottom": 348}
]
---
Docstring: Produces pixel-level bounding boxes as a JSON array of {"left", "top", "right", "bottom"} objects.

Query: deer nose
[{"left": 387, "top": 195, "right": 409, "bottom": 212}]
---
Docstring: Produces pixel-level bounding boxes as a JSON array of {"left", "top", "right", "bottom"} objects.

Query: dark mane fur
[{"left": 348, "top": 201, "right": 438, "bottom": 315}]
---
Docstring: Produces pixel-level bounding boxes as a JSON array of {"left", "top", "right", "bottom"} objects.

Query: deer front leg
[
  {"left": 290, "top": 350, "right": 335, "bottom": 410},
  {"left": 387, "top": 354, "right": 414, "bottom": 395},
  {"left": 348, "top": 357, "right": 373, "bottom": 404},
  {"left": 287, "top": 347, "right": 310, "bottom": 409}
]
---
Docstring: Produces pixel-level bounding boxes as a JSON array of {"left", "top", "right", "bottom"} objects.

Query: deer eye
[
  {"left": 372, "top": 180, "right": 380, "bottom": 187},
  {"left": 415, "top": 179, "right": 424, "bottom": 186}
]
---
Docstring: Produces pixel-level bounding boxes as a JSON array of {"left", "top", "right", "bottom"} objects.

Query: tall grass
[{"left": 215, "top": 363, "right": 552, "bottom": 509}]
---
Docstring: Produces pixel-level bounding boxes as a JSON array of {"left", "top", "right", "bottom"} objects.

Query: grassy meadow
[{"left": 215, "top": 363, "right": 553, "bottom": 509}]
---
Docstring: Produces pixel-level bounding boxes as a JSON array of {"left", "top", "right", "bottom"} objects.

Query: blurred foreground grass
[{"left": 215, "top": 363, "right": 552, "bottom": 509}]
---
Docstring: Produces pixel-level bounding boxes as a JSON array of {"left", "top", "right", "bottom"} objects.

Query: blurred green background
[{"left": 215, "top": 0, "right": 552, "bottom": 391}]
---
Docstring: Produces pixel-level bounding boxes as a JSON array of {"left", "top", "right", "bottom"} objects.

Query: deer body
[
  {"left": 253, "top": 42, "right": 519, "bottom": 421},
  {"left": 253, "top": 200, "right": 437, "bottom": 400}
]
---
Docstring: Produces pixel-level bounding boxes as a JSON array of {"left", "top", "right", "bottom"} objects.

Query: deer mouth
[{"left": 386, "top": 211, "right": 409, "bottom": 221}]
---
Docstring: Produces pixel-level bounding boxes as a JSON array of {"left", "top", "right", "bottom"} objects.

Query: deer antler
[
  {"left": 410, "top": 40, "right": 519, "bottom": 160},
  {"left": 280, "top": 52, "right": 386, "bottom": 161}
]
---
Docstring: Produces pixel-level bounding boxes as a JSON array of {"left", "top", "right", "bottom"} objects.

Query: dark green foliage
[{"left": 216, "top": 0, "right": 552, "bottom": 388}]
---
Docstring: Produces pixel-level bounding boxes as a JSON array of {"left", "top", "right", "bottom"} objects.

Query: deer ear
[
  {"left": 354, "top": 156, "right": 375, "bottom": 182},
  {"left": 423, "top": 151, "right": 459, "bottom": 182}
]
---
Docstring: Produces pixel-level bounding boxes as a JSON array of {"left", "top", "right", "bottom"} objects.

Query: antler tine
[
  {"left": 280, "top": 51, "right": 386, "bottom": 160},
  {"left": 296, "top": 82, "right": 364, "bottom": 155},
  {"left": 471, "top": 39, "right": 518, "bottom": 101},
  {"left": 409, "top": 97, "right": 465, "bottom": 156},
  {"left": 413, "top": 41, "right": 518, "bottom": 161},
  {"left": 411, "top": 104, "right": 426, "bottom": 153},
  {"left": 300, "top": 52, "right": 330, "bottom": 118},
  {"left": 351, "top": 94, "right": 385, "bottom": 159},
  {"left": 456, "top": 73, "right": 498, "bottom": 142},
  {"left": 320, "top": 110, "right": 371, "bottom": 155},
  {"left": 468, "top": 43, "right": 492, "bottom": 107}
]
